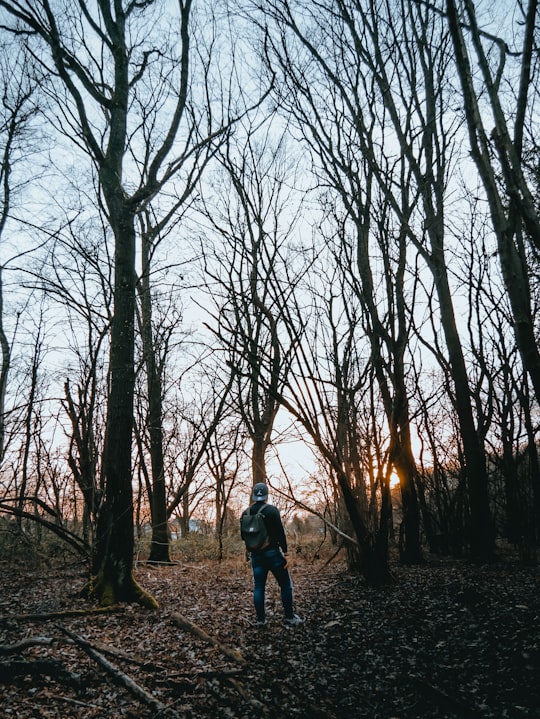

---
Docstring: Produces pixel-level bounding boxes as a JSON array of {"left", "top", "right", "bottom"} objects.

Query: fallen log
[{"left": 60, "top": 626, "right": 185, "bottom": 719}]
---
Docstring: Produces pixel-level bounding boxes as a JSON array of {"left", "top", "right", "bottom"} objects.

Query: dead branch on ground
[
  {"left": 60, "top": 626, "right": 185, "bottom": 719},
  {"left": 171, "top": 612, "right": 246, "bottom": 665}
]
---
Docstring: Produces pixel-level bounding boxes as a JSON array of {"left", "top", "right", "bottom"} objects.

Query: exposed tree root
[{"left": 86, "top": 571, "right": 158, "bottom": 610}]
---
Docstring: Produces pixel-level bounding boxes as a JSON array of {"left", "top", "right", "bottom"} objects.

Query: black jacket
[{"left": 247, "top": 501, "right": 288, "bottom": 553}]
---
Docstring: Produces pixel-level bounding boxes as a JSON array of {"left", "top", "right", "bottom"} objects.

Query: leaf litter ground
[{"left": 0, "top": 551, "right": 539, "bottom": 718}]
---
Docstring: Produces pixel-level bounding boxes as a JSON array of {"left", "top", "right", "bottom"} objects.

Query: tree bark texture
[{"left": 138, "top": 224, "right": 170, "bottom": 564}]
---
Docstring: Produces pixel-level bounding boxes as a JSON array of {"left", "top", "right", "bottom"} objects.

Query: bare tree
[
  {"left": 199, "top": 120, "right": 304, "bottom": 487},
  {"left": 445, "top": 0, "right": 540, "bottom": 407},
  {"left": 164, "top": 363, "right": 236, "bottom": 533},
  {"left": 135, "top": 210, "right": 181, "bottom": 565},
  {"left": 255, "top": 0, "right": 496, "bottom": 558},
  {"left": 0, "top": 0, "right": 230, "bottom": 606},
  {"left": 461, "top": 216, "right": 540, "bottom": 557},
  {"left": 24, "top": 218, "right": 113, "bottom": 550},
  {"left": 445, "top": 0, "right": 540, "bottom": 547},
  {"left": 330, "top": 181, "right": 423, "bottom": 564},
  {"left": 241, "top": 253, "right": 395, "bottom": 583},
  {"left": 0, "top": 43, "right": 37, "bottom": 466},
  {"left": 205, "top": 419, "right": 244, "bottom": 561}
]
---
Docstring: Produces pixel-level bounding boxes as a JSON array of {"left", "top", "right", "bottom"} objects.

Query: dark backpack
[{"left": 240, "top": 506, "right": 269, "bottom": 550}]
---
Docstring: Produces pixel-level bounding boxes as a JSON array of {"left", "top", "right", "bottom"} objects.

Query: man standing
[{"left": 241, "top": 482, "right": 303, "bottom": 627}]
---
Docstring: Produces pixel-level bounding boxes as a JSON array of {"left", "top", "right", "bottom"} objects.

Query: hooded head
[{"left": 252, "top": 482, "right": 268, "bottom": 502}]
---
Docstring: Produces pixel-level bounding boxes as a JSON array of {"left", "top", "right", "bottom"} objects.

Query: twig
[
  {"left": 139, "top": 560, "right": 207, "bottom": 570},
  {"left": 165, "top": 668, "right": 244, "bottom": 680},
  {"left": 171, "top": 612, "right": 246, "bottom": 665},
  {"left": 202, "top": 670, "right": 270, "bottom": 716},
  {"left": 316, "top": 541, "right": 345, "bottom": 573},
  {"left": 224, "top": 676, "right": 270, "bottom": 714},
  {"left": 45, "top": 694, "right": 104, "bottom": 711},
  {"left": 267, "top": 483, "right": 358, "bottom": 545}
]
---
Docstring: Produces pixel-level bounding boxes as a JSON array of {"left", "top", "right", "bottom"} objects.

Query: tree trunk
[
  {"left": 90, "top": 205, "right": 156, "bottom": 609},
  {"left": 0, "top": 267, "right": 9, "bottom": 465},
  {"left": 337, "top": 468, "right": 394, "bottom": 585},
  {"left": 252, "top": 433, "right": 268, "bottom": 485},
  {"left": 430, "top": 245, "right": 495, "bottom": 559},
  {"left": 180, "top": 491, "right": 190, "bottom": 537},
  {"left": 496, "top": 222, "right": 540, "bottom": 403},
  {"left": 391, "top": 434, "right": 422, "bottom": 564},
  {"left": 522, "top": 385, "right": 540, "bottom": 558},
  {"left": 138, "top": 224, "right": 170, "bottom": 564},
  {"left": 353, "top": 215, "right": 422, "bottom": 564},
  {"left": 446, "top": 0, "right": 540, "bottom": 408}
]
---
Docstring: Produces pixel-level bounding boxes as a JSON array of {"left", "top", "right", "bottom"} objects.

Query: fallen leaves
[{"left": 0, "top": 552, "right": 539, "bottom": 718}]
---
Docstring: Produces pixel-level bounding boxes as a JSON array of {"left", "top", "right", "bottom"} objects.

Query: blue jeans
[{"left": 251, "top": 547, "right": 294, "bottom": 621}]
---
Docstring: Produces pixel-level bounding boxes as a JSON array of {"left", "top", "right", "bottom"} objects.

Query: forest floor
[{"left": 0, "top": 546, "right": 539, "bottom": 719}]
